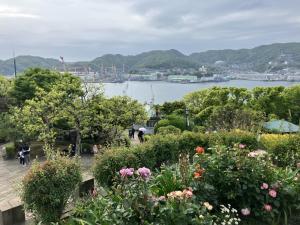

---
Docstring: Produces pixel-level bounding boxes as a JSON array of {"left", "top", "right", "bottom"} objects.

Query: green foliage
[
  {"left": 10, "top": 69, "right": 147, "bottom": 152},
  {"left": 160, "top": 100, "right": 186, "bottom": 115},
  {"left": 262, "top": 134, "right": 300, "bottom": 168},
  {"left": 184, "top": 85, "right": 300, "bottom": 129},
  {"left": 69, "top": 168, "right": 215, "bottom": 225},
  {"left": 192, "top": 126, "right": 206, "bottom": 133},
  {"left": 3, "top": 142, "right": 16, "bottom": 159},
  {"left": 10, "top": 68, "right": 63, "bottom": 105},
  {"left": 21, "top": 156, "right": 82, "bottom": 224},
  {"left": 154, "top": 114, "right": 187, "bottom": 133},
  {"left": 192, "top": 146, "right": 300, "bottom": 224},
  {"left": 157, "top": 125, "right": 181, "bottom": 135},
  {"left": 150, "top": 165, "right": 183, "bottom": 196},
  {"left": 93, "top": 131, "right": 258, "bottom": 186},
  {"left": 0, "top": 76, "right": 12, "bottom": 98}
]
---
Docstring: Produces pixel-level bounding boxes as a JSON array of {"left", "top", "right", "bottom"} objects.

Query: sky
[{"left": 0, "top": 0, "right": 300, "bottom": 61}]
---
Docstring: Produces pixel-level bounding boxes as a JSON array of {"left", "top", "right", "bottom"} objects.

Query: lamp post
[{"left": 185, "top": 108, "right": 190, "bottom": 130}]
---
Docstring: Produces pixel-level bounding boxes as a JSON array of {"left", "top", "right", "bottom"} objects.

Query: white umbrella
[{"left": 139, "top": 127, "right": 147, "bottom": 132}]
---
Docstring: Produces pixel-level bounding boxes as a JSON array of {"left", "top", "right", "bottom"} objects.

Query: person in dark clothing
[
  {"left": 138, "top": 130, "right": 144, "bottom": 143},
  {"left": 70, "top": 144, "right": 76, "bottom": 157},
  {"left": 24, "top": 144, "right": 30, "bottom": 165},
  {"left": 17, "top": 146, "right": 25, "bottom": 166},
  {"left": 131, "top": 127, "right": 135, "bottom": 139}
]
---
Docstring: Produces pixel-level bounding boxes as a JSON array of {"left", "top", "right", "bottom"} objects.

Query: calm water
[{"left": 103, "top": 80, "right": 300, "bottom": 104}]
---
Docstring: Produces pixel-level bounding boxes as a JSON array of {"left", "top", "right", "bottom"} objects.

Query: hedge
[
  {"left": 94, "top": 130, "right": 258, "bottom": 186},
  {"left": 261, "top": 134, "right": 300, "bottom": 168}
]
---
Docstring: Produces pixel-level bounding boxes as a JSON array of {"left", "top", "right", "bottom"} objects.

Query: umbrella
[
  {"left": 263, "top": 120, "right": 299, "bottom": 133},
  {"left": 139, "top": 127, "right": 147, "bottom": 132}
]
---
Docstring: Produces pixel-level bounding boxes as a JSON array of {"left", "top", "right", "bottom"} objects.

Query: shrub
[
  {"left": 3, "top": 142, "right": 16, "bottom": 159},
  {"left": 70, "top": 167, "right": 219, "bottom": 225},
  {"left": 157, "top": 125, "right": 181, "bottom": 135},
  {"left": 154, "top": 114, "right": 187, "bottom": 133},
  {"left": 192, "top": 146, "right": 300, "bottom": 224},
  {"left": 261, "top": 134, "right": 300, "bottom": 168},
  {"left": 21, "top": 156, "right": 82, "bottom": 224},
  {"left": 94, "top": 131, "right": 258, "bottom": 186},
  {"left": 192, "top": 125, "right": 206, "bottom": 133}
]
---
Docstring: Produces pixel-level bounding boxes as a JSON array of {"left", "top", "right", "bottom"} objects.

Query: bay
[{"left": 103, "top": 80, "right": 300, "bottom": 104}]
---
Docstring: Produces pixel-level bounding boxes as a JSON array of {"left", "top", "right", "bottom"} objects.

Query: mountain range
[{"left": 1, "top": 42, "right": 300, "bottom": 75}]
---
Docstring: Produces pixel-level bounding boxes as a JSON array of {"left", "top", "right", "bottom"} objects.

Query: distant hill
[
  {"left": 189, "top": 42, "right": 300, "bottom": 72},
  {"left": 0, "top": 55, "right": 63, "bottom": 75},
  {"left": 1, "top": 42, "right": 300, "bottom": 75}
]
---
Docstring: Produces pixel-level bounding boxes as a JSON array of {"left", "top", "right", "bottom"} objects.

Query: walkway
[{"left": 0, "top": 146, "right": 93, "bottom": 207}]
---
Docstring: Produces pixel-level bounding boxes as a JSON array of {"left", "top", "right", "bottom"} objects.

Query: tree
[
  {"left": 11, "top": 71, "right": 147, "bottom": 154},
  {"left": 87, "top": 96, "right": 147, "bottom": 145},
  {"left": 10, "top": 73, "right": 83, "bottom": 155},
  {"left": 282, "top": 85, "right": 300, "bottom": 124},
  {"left": 206, "top": 105, "right": 264, "bottom": 131},
  {"left": 0, "top": 76, "right": 12, "bottom": 112},
  {"left": 250, "top": 86, "right": 286, "bottom": 118},
  {"left": 10, "top": 68, "right": 62, "bottom": 105}
]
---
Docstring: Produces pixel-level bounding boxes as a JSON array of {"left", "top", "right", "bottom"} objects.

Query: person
[
  {"left": 92, "top": 144, "right": 98, "bottom": 154},
  {"left": 70, "top": 143, "right": 76, "bottom": 157},
  {"left": 24, "top": 143, "right": 30, "bottom": 165},
  {"left": 18, "top": 146, "right": 25, "bottom": 166},
  {"left": 131, "top": 126, "right": 135, "bottom": 139},
  {"left": 138, "top": 130, "right": 144, "bottom": 143}
]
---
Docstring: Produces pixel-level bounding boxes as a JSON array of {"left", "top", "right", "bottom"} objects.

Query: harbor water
[{"left": 103, "top": 80, "right": 300, "bottom": 104}]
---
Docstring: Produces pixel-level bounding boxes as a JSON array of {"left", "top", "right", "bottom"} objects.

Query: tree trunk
[{"left": 75, "top": 129, "right": 81, "bottom": 155}]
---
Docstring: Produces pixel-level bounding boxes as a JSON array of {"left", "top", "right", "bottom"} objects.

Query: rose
[
  {"left": 137, "top": 167, "right": 151, "bottom": 179},
  {"left": 203, "top": 202, "right": 213, "bottom": 211},
  {"left": 260, "top": 183, "right": 269, "bottom": 190},
  {"left": 238, "top": 144, "right": 246, "bottom": 149},
  {"left": 241, "top": 208, "right": 251, "bottom": 216},
  {"left": 119, "top": 168, "right": 134, "bottom": 177},
  {"left": 269, "top": 189, "right": 277, "bottom": 198},
  {"left": 264, "top": 204, "right": 272, "bottom": 212},
  {"left": 195, "top": 146, "right": 205, "bottom": 154}
]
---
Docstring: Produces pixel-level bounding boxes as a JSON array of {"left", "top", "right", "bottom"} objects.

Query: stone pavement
[{"left": 0, "top": 146, "right": 94, "bottom": 206}]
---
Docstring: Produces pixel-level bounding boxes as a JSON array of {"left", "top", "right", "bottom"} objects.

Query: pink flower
[
  {"left": 269, "top": 189, "right": 277, "bottom": 198},
  {"left": 138, "top": 167, "right": 151, "bottom": 179},
  {"left": 241, "top": 208, "right": 251, "bottom": 216},
  {"left": 264, "top": 204, "right": 272, "bottom": 212},
  {"left": 183, "top": 189, "right": 193, "bottom": 198},
  {"left": 239, "top": 144, "right": 246, "bottom": 149},
  {"left": 119, "top": 168, "right": 134, "bottom": 177},
  {"left": 260, "top": 183, "right": 269, "bottom": 190},
  {"left": 158, "top": 196, "right": 166, "bottom": 201}
]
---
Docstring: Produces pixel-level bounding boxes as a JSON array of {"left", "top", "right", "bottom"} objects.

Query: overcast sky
[{"left": 0, "top": 0, "right": 299, "bottom": 61}]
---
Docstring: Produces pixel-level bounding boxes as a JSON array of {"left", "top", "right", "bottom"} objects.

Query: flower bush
[
  {"left": 70, "top": 166, "right": 219, "bottom": 225},
  {"left": 94, "top": 131, "right": 258, "bottom": 186},
  {"left": 191, "top": 145, "right": 300, "bottom": 225}
]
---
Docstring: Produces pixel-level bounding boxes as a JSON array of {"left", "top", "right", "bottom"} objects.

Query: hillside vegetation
[{"left": 1, "top": 42, "right": 300, "bottom": 75}]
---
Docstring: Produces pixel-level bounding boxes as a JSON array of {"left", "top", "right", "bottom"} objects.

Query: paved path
[{"left": 0, "top": 148, "right": 93, "bottom": 204}]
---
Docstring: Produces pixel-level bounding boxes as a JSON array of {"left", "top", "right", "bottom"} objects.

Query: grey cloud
[{"left": 0, "top": 0, "right": 299, "bottom": 61}]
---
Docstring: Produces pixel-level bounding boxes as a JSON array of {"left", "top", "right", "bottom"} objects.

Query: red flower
[
  {"left": 194, "top": 168, "right": 205, "bottom": 179},
  {"left": 195, "top": 146, "right": 205, "bottom": 154}
]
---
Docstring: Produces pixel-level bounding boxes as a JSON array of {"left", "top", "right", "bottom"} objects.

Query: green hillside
[
  {"left": 1, "top": 42, "right": 300, "bottom": 75},
  {"left": 0, "top": 55, "right": 63, "bottom": 75},
  {"left": 189, "top": 42, "right": 300, "bottom": 72}
]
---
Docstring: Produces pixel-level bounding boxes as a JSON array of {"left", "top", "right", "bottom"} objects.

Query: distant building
[
  {"left": 167, "top": 75, "right": 198, "bottom": 83},
  {"left": 129, "top": 73, "right": 158, "bottom": 81}
]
